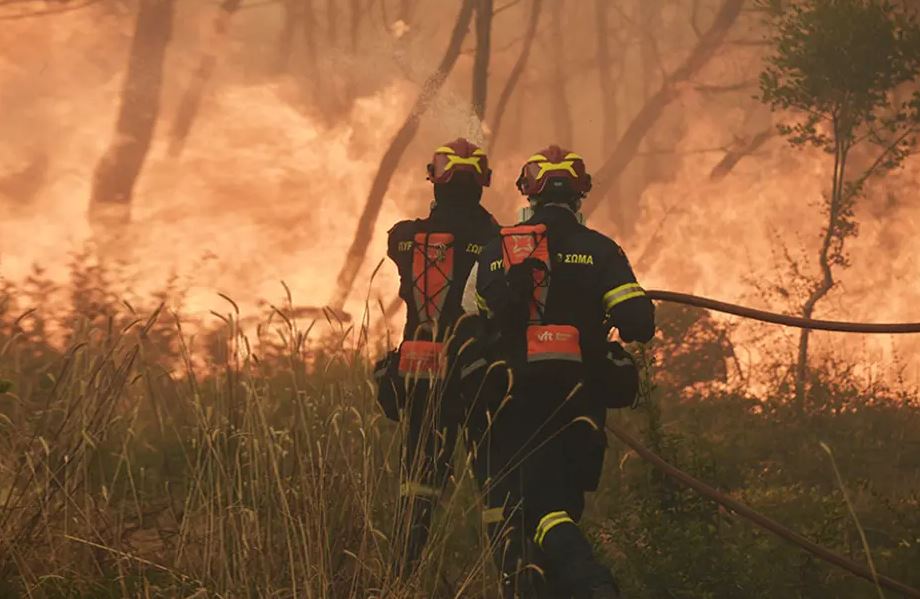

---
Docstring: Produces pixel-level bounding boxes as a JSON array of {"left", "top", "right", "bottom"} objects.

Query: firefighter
[
  {"left": 464, "top": 145, "right": 655, "bottom": 598},
  {"left": 374, "top": 138, "right": 501, "bottom": 578}
]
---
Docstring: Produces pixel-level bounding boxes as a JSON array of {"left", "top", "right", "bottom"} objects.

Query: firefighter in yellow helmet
[
  {"left": 462, "top": 145, "right": 654, "bottom": 598},
  {"left": 374, "top": 138, "right": 500, "bottom": 577}
]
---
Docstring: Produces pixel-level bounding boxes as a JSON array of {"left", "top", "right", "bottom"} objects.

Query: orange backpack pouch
[
  {"left": 398, "top": 340, "right": 446, "bottom": 378},
  {"left": 499, "top": 224, "right": 550, "bottom": 322},
  {"left": 525, "top": 324, "right": 582, "bottom": 363},
  {"left": 411, "top": 232, "right": 455, "bottom": 327}
]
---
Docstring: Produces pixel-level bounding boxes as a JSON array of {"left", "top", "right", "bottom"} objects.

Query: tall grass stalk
[{"left": 820, "top": 441, "right": 885, "bottom": 599}]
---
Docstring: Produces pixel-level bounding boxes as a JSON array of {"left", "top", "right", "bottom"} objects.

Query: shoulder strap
[
  {"left": 410, "top": 231, "right": 456, "bottom": 331},
  {"left": 499, "top": 224, "right": 550, "bottom": 324}
]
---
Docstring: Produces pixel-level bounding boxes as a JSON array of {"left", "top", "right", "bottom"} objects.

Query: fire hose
[
  {"left": 646, "top": 289, "right": 920, "bottom": 333},
  {"left": 384, "top": 289, "right": 920, "bottom": 592},
  {"left": 606, "top": 421, "right": 920, "bottom": 598},
  {"left": 604, "top": 290, "right": 920, "bottom": 597}
]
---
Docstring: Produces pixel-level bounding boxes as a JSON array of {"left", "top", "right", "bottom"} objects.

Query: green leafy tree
[{"left": 759, "top": 0, "right": 920, "bottom": 407}]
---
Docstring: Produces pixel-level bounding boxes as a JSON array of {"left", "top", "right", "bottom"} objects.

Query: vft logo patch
[
  {"left": 537, "top": 329, "right": 575, "bottom": 342},
  {"left": 526, "top": 325, "right": 582, "bottom": 363}
]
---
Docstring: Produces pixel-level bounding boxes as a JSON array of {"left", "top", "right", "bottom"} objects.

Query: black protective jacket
[
  {"left": 475, "top": 204, "right": 655, "bottom": 373},
  {"left": 388, "top": 200, "right": 500, "bottom": 341}
]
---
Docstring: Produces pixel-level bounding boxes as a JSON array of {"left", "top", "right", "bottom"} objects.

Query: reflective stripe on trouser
[
  {"left": 461, "top": 358, "right": 488, "bottom": 379},
  {"left": 393, "top": 379, "right": 459, "bottom": 577},
  {"left": 486, "top": 520, "right": 550, "bottom": 599},
  {"left": 602, "top": 282, "right": 645, "bottom": 310},
  {"left": 400, "top": 481, "right": 441, "bottom": 498},
  {"left": 483, "top": 506, "right": 505, "bottom": 524},
  {"left": 393, "top": 496, "right": 435, "bottom": 578},
  {"left": 534, "top": 510, "right": 575, "bottom": 547},
  {"left": 533, "top": 511, "right": 620, "bottom": 597}
]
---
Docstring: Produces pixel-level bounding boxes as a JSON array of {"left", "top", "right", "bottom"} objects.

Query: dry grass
[
  {"left": 1, "top": 278, "right": 919, "bottom": 598},
  {"left": 0, "top": 293, "right": 501, "bottom": 598}
]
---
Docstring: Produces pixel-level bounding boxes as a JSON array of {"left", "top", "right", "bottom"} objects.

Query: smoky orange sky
[{"left": 1, "top": 0, "right": 918, "bottom": 386}]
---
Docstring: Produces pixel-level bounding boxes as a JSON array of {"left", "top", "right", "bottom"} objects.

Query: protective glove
[
  {"left": 600, "top": 342, "right": 640, "bottom": 409},
  {"left": 373, "top": 350, "right": 404, "bottom": 421}
]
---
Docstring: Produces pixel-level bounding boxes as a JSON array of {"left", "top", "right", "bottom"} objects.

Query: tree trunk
[
  {"left": 595, "top": 0, "right": 621, "bottom": 222},
  {"left": 330, "top": 0, "right": 477, "bottom": 310},
  {"left": 489, "top": 0, "right": 542, "bottom": 151},
  {"left": 350, "top": 0, "right": 362, "bottom": 52},
  {"left": 327, "top": 0, "right": 338, "bottom": 47},
  {"left": 549, "top": 0, "right": 573, "bottom": 147},
  {"left": 583, "top": 0, "right": 744, "bottom": 218},
  {"left": 302, "top": 0, "right": 318, "bottom": 73},
  {"left": 167, "top": 0, "right": 242, "bottom": 158},
  {"left": 795, "top": 138, "right": 848, "bottom": 408},
  {"left": 613, "top": 0, "right": 661, "bottom": 232},
  {"left": 638, "top": 0, "right": 658, "bottom": 183},
  {"left": 596, "top": 0, "right": 617, "bottom": 150},
  {"left": 471, "top": 0, "right": 493, "bottom": 129},
  {"left": 709, "top": 127, "right": 775, "bottom": 181},
  {"left": 89, "top": 0, "right": 175, "bottom": 224},
  {"left": 277, "top": 0, "right": 302, "bottom": 72}
]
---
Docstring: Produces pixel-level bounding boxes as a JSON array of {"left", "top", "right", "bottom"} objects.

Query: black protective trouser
[
  {"left": 389, "top": 315, "right": 491, "bottom": 577},
  {"left": 467, "top": 366, "right": 617, "bottom": 599},
  {"left": 392, "top": 374, "right": 463, "bottom": 577}
]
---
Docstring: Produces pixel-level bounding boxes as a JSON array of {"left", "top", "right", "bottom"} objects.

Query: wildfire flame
[{"left": 1, "top": 2, "right": 917, "bottom": 386}]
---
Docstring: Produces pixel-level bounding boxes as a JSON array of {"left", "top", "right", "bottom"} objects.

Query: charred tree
[
  {"left": 548, "top": 0, "right": 573, "bottom": 147},
  {"left": 584, "top": 0, "right": 744, "bottom": 218},
  {"left": 638, "top": 0, "right": 659, "bottom": 183},
  {"left": 595, "top": 0, "right": 621, "bottom": 221},
  {"left": 327, "top": 0, "right": 338, "bottom": 48},
  {"left": 277, "top": 0, "right": 303, "bottom": 72},
  {"left": 595, "top": 0, "right": 617, "bottom": 151},
  {"left": 89, "top": 0, "right": 175, "bottom": 223},
  {"left": 612, "top": 0, "right": 666, "bottom": 232},
  {"left": 167, "top": 0, "right": 243, "bottom": 158},
  {"left": 490, "top": 0, "right": 542, "bottom": 151},
  {"left": 302, "top": 0, "right": 319, "bottom": 87},
  {"left": 330, "top": 0, "right": 477, "bottom": 310},
  {"left": 471, "top": 0, "right": 493, "bottom": 127},
  {"left": 350, "top": 0, "right": 362, "bottom": 52}
]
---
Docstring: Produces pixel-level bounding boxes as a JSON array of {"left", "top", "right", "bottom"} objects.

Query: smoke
[{"left": 1, "top": 1, "right": 918, "bottom": 385}]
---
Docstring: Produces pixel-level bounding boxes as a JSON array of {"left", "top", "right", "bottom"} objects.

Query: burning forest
[{"left": 0, "top": 0, "right": 919, "bottom": 597}]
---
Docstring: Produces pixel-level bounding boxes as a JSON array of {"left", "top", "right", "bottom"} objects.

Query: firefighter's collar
[{"left": 519, "top": 204, "right": 585, "bottom": 225}]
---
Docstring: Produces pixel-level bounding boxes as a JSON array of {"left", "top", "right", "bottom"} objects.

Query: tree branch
[
  {"left": 709, "top": 127, "right": 776, "bottom": 180},
  {"left": 493, "top": 0, "right": 522, "bottom": 16},
  {"left": 584, "top": 0, "right": 745, "bottom": 217},
  {"left": 472, "top": 0, "right": 493, "bottom": 123},
  {"left": 168, "top": 0, "right": 243, "bottom": 157},
  {"left": 489, "top": 0, "right": 542, "bottom": 150},
  {"left": 853, "top": 126, "right": 918, "bottom": 188},
  {"left": 691, "top": 0, "right": 703, "bottom": 39},
  {"left": 330, "top": 0, "right": 477, "bottom": 310},
  {"left": 694, "top": 79, "right": 758, "bottom": 94},
  {"left": 0, "top": 0, "right": 104, "bottom": 20}
]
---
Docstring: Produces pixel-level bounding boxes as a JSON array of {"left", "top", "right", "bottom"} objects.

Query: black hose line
[
  {"left": 646, "top": 290, "right": 920, "bottom": 334},
  {"left": 606, "top": 421, "right": 920, "bottom": 598}
]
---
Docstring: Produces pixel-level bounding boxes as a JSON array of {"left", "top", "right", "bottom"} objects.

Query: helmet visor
[{"left": 519, "top": 158, "right": 589, "bottom": 196}]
